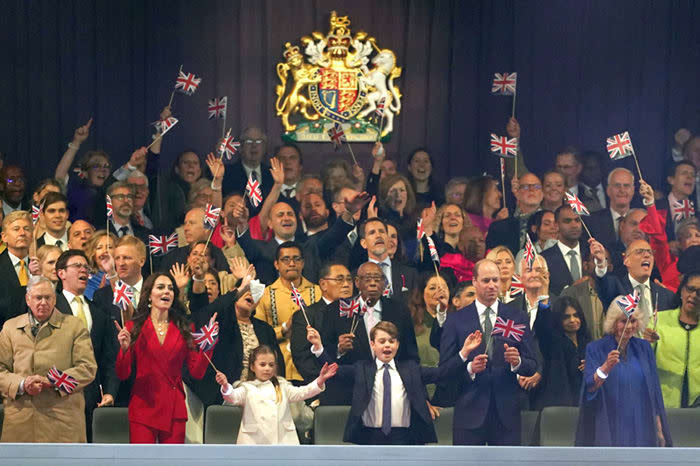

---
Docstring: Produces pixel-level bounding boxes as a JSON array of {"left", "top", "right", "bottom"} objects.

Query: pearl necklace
[{"left": 152, "top": 317, "right": 168, "bottom": 337}]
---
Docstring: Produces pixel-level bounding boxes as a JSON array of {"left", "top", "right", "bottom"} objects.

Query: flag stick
[
  {"left": 146, "top": 132, "right": 165, "bottom": 151},
  {"left": 500, "top": 158, "right": 507, "bottom": 209},
  {"left": 203, "top": 352, "right": 219, "bottom": 373},
  {"left": 168, "top": 64, "right": 182, "bottom": 108},
  {"left": 350, "top": 315, "right": 358, "bottom": 335},
  {"left": 376, "top": 109, "right": 386, "bottom": 143},
  {"left": 222, "top": 114, "right": 227, "bottom": 139},
  {"left": 346, "top": 141, "right": 359, "bottom": 166},
  {"left": 299, "top": 305, "right": 310, "bottom": 327},
  {"left": 631, "top": 153, "right": 643, "bottom": 181},
  {"left": 149, "top": 253, "right": 153, "bottom": 276},
  {"left": 511, "top": 88, "right": 517, "bottom": 118},
  {"left": 432, "top": 259, "right": 440, "bottom": 277},
  {"left": 203, "top": 226, "right": 216, "bottom": 256},
  {"left": 616, "top": 316, "right": 631, "bottom": 352},
  {"left": 579, "top": 217, "right": 593, "bottom": 239}
]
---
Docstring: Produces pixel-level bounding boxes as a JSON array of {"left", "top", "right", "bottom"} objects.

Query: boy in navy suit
[{"left": 307, "top": 321, "right": 481, "bottom": 445}]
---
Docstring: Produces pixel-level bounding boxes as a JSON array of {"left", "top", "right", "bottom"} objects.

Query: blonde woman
[{"left": 485, "top": 245, "right": 517, "bottom": 302}]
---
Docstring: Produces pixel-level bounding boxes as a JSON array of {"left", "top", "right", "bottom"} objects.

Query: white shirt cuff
[
  {"left": 467, "top": 361, "right": 476, "bottom": 380},
  {"left": 220, "top": 383, "right": 233, "bottom": 396},
  {"left": 311, "top": 345, "right": 324, "bottom": 357},
  {"left": 510, "top": 356, "right": 522, "bottom": 372},
  {"left": 594, "top": 259, "right": 608, "bottom": 277}
]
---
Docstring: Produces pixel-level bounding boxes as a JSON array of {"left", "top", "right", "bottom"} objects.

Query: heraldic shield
[{"left": 275, "top": 11, "right": 403, "bottom": 143}]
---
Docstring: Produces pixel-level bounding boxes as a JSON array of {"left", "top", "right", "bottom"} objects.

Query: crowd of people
[{"left": 0, "top": 110, "right": 699, "bottom": 447}]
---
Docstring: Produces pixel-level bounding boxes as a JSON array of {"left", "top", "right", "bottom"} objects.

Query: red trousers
[{"left": 129, "top": 420, "right": 186, "bottom": 444}]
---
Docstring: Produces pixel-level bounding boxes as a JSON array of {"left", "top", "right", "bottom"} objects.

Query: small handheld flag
[
  {"left": 47, "top": 366, "right": 78, "bottom": 394},
  {"left": 339, "top": 297, "right": 360, "bottom": 318},
  {"left": 113, "top": 280, "right": 134, "bottom": 310},
  {"left": 490, "top": 134, "right": 518, "bottom": 158},
  {"left": 524, "top": 234, "right": 537, "bottom": 271},
  {"left": 148, "top": 233, "right": 179, "bottom": 256},
  {"left": 509, "top": 274, "right": 525, "bottom": 296},
  {"left": 31, "top": 204, "right": 42, "bottom": 225},
  {"left": 245, "top": 176, "right": 263, "bottom": 208},
  {"left": 220, "top": 133, "right": 240, "bottom": 160},
  {"left": 672, "top": 199, "right": 695, "bottom": 222},
  {"left": 328, "top": 123, "right": 346, "bottom": 150},
  {"left": 208, "top": 97, "right": 227, "bottom": 120},
  {"left": 617, "top": 290, "right": 639, "bottom": 317},
  {"left": 193, "top": 320, "right": 220, "bottom": 352},
  {"left": 174, "top": 70, "right": 201, "bottom": 95},
  {"left": 105, "top": 195, "right": 114, "bottom": 220},
  {"left": 426, "top": 235, "right": 440, "bottom": 264},
  {"left": 492, "top": 72, "right": 517, "bottom": 95},
  {"left": 565, "top": 192, "right": 591, "bottom": 216},
  {"left": 492, "top": 316, "right": 526, "bottom": 342},
  {"left": 203, "top": 203, "right": 221, "bottom": 230},
  {"left": 416, "top": 218, "right": 425, "bottom": 240},
  {"left": 606, "top": 131, "right": 634, "bottom": 160}
]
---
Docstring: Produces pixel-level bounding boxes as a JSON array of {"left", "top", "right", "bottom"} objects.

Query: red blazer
[{"left": 116, "top": 319, "right": 210, "bottom": 432}]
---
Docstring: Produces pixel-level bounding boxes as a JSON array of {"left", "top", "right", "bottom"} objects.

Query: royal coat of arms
[{"left": 275, "top": 11, "right": 402, "bottom": 143}]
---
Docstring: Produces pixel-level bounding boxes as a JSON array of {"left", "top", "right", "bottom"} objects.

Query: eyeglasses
[
  {"left": 278, "top": 256, "right": 303, "bottom": 264},
  {"left": 64, "top": 263, "right": 94, "bottom": 273},
  {"left": 358, "top": 274, "right": 385, "bottom": 283},
  {"left": 5, "top": 177, "right": 26, "bottom": 184},
  {"left": 684, "top": 285, "right": 700, "bottom": 295},
  {"left": 88, "top": 163, "right": 111, "bottom": 170},
  {"left": 630, "top": 248, "right": 653, "bottom": 256},
  {"left": 111, "top": 194, "right": 134, "bottom": 201},
  {"left": 243, "top": 139, "right": 265, "bottom": 145},
  {"left": 519, "top": 184, "right": 542, "bottom": 191},
  {"left": 322, "top": 275, "right": 353, "bottom": 284}
]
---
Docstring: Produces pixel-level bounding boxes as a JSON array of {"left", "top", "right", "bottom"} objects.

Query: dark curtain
[{"left": 1, "top": 0, "right": 698, "bottom": 190}]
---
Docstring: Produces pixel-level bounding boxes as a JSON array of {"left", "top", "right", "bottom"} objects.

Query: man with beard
[
  {"left": 320, "top": 261, "right": 418, "bottom": 404},
  {"left": 106, "top": 182, "right": 149, "bottom": 243}
]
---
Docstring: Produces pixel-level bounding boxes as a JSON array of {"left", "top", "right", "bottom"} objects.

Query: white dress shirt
[
  {"left": 361, "top": 358, "right": 410, "bottom": 429},
  {"left": 242, "top": 164, "right": 262, "bottom": 185},
  {"left": 592, "top": 183, "right": 606, "bottom": 209},
  {"left": 629, "top": 274, "right": 652, "bottom": 320},
  {"left": 111, "top": 221, "right": 134, "bottom": 237},
  {"left": 556, "top": 241, "right": 582, "bottom": 278},
  {"left": 62, "top": 289, "right": 93, "bottom": 332},
  {"left": 467, "top": 299, "right": 520, "bottom": 378},
  {"left": 359, "top": 296, "right": 383, "bottom": 345},
  {"left": 41, "top": 231, "right": 69, "bottom": 251},
  {"left": 8, "top": 251, "right": 33, "bottom": 281}
]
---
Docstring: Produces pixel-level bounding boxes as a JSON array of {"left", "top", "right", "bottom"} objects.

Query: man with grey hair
[
  {"left": 221, "top": 126, "right": 274, "bottom": 216},
  {"left": 588, "top": 167, "right": 636, "bottom": 250},
  {"left": 0, "top": 275, "right": 97, "bottom": 442},
  {"left": 444, "top": 177, "right": 469, "bottom": 206},
  {"left": 106, "top": 181, "right": 149, "bottom": 242},
  {"left": 126, "top": 170, "right": 153, "bottom": 230}
]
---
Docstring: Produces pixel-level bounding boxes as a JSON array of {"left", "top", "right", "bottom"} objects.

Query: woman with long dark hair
[
  {"left": 115, "top": 271, "right": 213, "bottom": 443},
  {"left": 462, "top": 175, "right": 508, "bottom": 235},
  {"left": 406, "top": 148, "right": 444, "bottom": 208}
]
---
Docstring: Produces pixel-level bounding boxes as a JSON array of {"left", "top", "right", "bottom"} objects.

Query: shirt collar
[
  {"left": 628, "top": 274, "right": 650, "bottom": 290},
  {"left": 474, "top": 298, "right": 498, "bottom": 316},
  {"left": 375, "top": 358, "right": 396, "bottom": 370},
  {"left": 274, "top": 236, "right": 294, "bottom": 245},
  {"left": 62, "top": 289, "right": 84, "bottom": 304},
  {"left": 322, "top": 296, "right": 332, "bottom": 305},
  {"left": 243, "top": 164, "right": 261, "bottom": 179},
  {"left": 369, "top": 257, "right": 392, "bottom": 268},
  {"left": 557, "top": 240, "right": 581, "bottom": 256},
  {"left": 44, "top": 231, "right": 68, "bottom": 245},
  {"left": 359, "top": 296, "right": 382, "bottom": 313},
  {"left": 8, "top": 250, "right": 29, "bottom": 266}
]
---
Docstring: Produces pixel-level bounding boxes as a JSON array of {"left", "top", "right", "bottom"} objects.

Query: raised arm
[
  {"left": 55, "top": 118, "right": 92, "bottom": 181},
  {"left": 258, "top": 157, "right": 284, "bottom": 234}
]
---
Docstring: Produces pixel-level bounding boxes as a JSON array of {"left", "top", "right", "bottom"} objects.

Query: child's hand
[
  {"left": 460, "top": 330, "right": 482, "bottom": 359},
  {"left": 215, "top": 371, "right": 228, "bottom": 387},
  {"left": 318, "top": 362, "right": 338, "bottom": 384},
  {"left": 306, "top": 326, "right": 321, "bottom": 350}
]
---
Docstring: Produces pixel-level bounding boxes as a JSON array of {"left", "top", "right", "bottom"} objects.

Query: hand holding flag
[
  {"left": 492, "top": 316, "right": 526, "bottom": 342},
  {"left": 47, "top": 366, "right": 79, "bottom": 394},
  {"left": 113, "top": 281, "right": 134, "bottom": 310},
  {"left": 291, "top": 283, "right": 310, "bottom": 326},
  {"left": 509, "top": 274, "right": 525, "bottom": 296},
  {"left": 492, "top": 73, "right": 517, "bottom": 95},
  {"left": 193, "top": 317, "right": 220, "bottom": 352}
]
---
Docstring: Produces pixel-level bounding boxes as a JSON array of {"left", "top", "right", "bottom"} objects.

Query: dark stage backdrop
[{"left": 2, "top": 0, "right": 699, "bottom": 190}]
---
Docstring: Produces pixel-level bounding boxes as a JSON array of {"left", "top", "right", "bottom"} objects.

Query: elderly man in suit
[
  {"left": 55, "top": 249, "right": 119, "bottom": 441},
  {"left": 439, "top": 259, "right": 537, "bottom": 445},
  {"left": 587, "top": 167, "right": 636, "bottom": 250},
  {"left": 0, "top": 276, "right": 97, "bottom": 443},
  {"left": 0, "top": 210, "right": 34, "bottom": 327}
]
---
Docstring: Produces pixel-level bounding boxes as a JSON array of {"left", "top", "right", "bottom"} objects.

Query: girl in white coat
[{"left": 216, "top": 344, "right": 338, "bottom": 444}]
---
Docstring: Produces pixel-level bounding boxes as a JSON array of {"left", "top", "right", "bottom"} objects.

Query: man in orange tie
[{"left": 0, "top": 211, "right": 34, "bottom": 327}]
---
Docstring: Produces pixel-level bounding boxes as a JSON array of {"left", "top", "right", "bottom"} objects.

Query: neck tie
[
  {"left": 379, "top": 262, "right": 392, "bottom": 294},
  {"left": 366, "top": 306, "right": 378, "bottom": 331},
  {"left": 74, "top": 296, "right": 88, "bottom": 329},
  {"left": 18, "top": 259, "right": 28, "bottom": 286},
  {"left": 381, "top": 363, "right": 392, "bottom": 435},
  {"left": 283, "top": 188, "right": 294, "bottom": 198},
  {"left": 55, "top": 240, "right": 63, "bottom": 250},
  {"left": 567, "top": 250, "right": 581, "bottom": 281},
  {"left": 483, "top": 307, "right": 493, "bottom": 356},
  {"left": 118, "top": 226, "right": 129, "bottom": 237},
  {"left": 251, "top": 170, "right": 259, "bottom": 182},
  {"left": 635, "top": 284, "right": 649, "bottom": 318}
]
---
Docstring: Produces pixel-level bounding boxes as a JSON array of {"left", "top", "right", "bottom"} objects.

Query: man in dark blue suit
[
  {"left": 587, "top": 167, "right": 636, "bottom": 250},
  {"left": 439, "top": 259, "right": 537, "bottom": 445},
  {"left": 308, "top": 321, "right": 481, "bottom": 445},
  {"left": 655, "top": 160, "right": 698, "bottom": 241}
]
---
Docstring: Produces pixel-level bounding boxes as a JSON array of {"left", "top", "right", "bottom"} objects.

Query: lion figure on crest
[{"left": 276, "top": 42, "right": 320, "bottom": 131}]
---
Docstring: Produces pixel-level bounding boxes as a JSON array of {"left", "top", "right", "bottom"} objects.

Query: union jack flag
[
  {"left": 617, "top": 290, "right": 639, "bottom": 317},
  {"left": 203, "top": 203, "right": 221, "bottom": 230},
  {"left": 47, "top": 366, "right": 78, "bottom": 394},
  {"left": 208, "top": 96, "right": 227, "bottom": 119},
  {"left": 606, "top": 131, "right": 634, "bottom": 160},
  {"left": 291, "top": 283, "right": 306, "bottom": 310},
  {"left": 509, "top": 274, "right": 525, "bottom": 296},
  {"left": 492, "top": 316, "right": 526, "bottom": 342},
  {"left": 174, "top": 69, "right": 201, "bottom": 95},
  {"left": 245, "top": 176, "right": 263, "bottom": 207},
  {"left": 375, "top": 97, "right": 386, "bottom": 117},
  {"left": 31, "top": 203, "right": 42, "bottom": 225},
  {"left": 492, "top": 72, "right": 517, "bottom": 95},
  {"left": 490, "top": 134, "right": 518, "bottom": 158},
  {"left": 327, "top": 123, "right": 346, "bottom": 150},
  {"left": 148, "top": 233, "right": 179, "bottom": 256},
  {"left": 339, "top": 297, "right": 360, "bottom": 318},
  {"left": 382, "top": 284, "right": 392, "bottom": 297},
  {"left": 155, "top": 117, "right": 179, "bottom": 136},
  {"left": 113, "top": 280, "right": 134, "bottom": 310},
  {"left": 673, "top": 199, "right": 695, "bottom": 222},
  {"left": 416, "top": 218, "right": 425, "bottom": 240},
  {"left": 219, "top": 132, "right": 240, "bottom": 160},
  {"left": 193, "top": 320, "right": 219, "bottom": 352},
  {"left": 426, "top": 235, "right": 440, "bottom": 264},
  {"left": 565, "top": 191, "right": 590, "bottom": 216},
  {"left": 105, "top": 195, "right": 113, "bottom": 220},
  {"left": 524, "top": 234, "right": 537, "bottom": 271}
]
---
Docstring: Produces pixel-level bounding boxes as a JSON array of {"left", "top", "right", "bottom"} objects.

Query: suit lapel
[
  {"left": 554, "top": 247, "right": 574, "bottom": 284},
  {"left": 364, "top": 360, "right": 376, "bottom": 396},
  {"left": 0, "top": 251, "right": 20, "bottom": 288}
]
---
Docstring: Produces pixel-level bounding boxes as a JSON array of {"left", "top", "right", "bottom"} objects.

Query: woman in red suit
[{"left": 115, "top": 272, "right": 211, "bottom": 443}]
